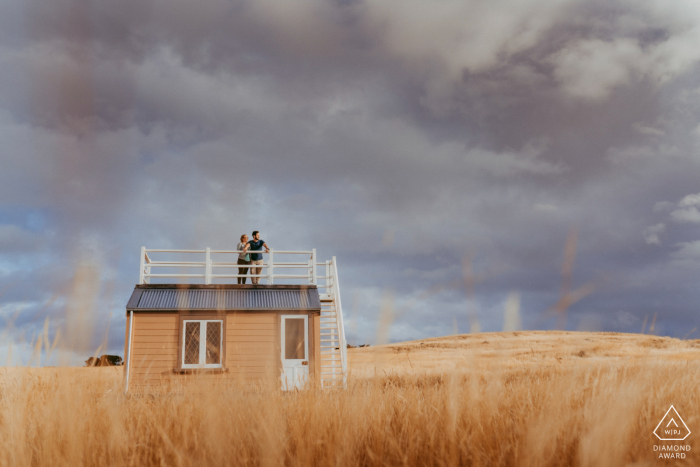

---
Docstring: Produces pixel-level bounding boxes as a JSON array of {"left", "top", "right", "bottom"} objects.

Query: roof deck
[{"left": 138, "top": 247, "right": 338, "bottom": 300}]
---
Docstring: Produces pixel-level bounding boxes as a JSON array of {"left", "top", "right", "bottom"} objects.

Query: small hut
[{"left": 123, "top": 248, "right": 346, "bottom": 392}]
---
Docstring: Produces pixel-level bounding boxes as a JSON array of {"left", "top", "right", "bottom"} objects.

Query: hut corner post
[{"left": 124, "top": 310, "right": 134, "bottom": 394}]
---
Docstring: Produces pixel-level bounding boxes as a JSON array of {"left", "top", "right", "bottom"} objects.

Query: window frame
[{"left": 180, "top": 318, "right": 224, "bottom": 369}]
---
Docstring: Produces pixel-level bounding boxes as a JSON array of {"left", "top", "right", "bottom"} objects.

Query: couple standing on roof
[{"left": 236, "top": 231, "right": 270, "bottom": 285}]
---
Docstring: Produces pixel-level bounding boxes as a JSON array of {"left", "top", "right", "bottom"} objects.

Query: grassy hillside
[
  {"left": 349, "top": 330, "right": 700, "bottom": 375},
  {"left": 0, "top": 331, "right": 698, "bottom": 466}
]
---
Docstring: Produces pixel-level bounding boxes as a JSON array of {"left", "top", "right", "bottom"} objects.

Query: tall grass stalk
[{"left": 0, "top": 353, "right": 697, "bottom": 466}]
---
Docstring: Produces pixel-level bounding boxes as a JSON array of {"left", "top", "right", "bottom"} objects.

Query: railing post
[
  {"left": 312, "top": 249, "right": 317, "bottom": 285},
  {"left": 268, "top": 249, "right": 274, "bottom": 284},
  {"left": 144, "top": 253, "right": 152, "bottom": 284},
  {"left": 308, "top": 256, "right": 313, "bottom": 284},
  {"left": 205, "top": 247, "right": 211, "bottom": 285},
  {"left": 139, "top": 247, "right": 145, "bottom": 285}
]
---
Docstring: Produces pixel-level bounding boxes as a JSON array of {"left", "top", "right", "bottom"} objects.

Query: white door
[{"left": 281, "top": 315, "right": 309, "bottom": 390}]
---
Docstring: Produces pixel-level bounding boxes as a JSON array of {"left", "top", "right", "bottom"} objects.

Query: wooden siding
[
  {"left": 125, "top": 310, "right": 321, "bottom": 392},
  {"left": 226, "top": 313, "right": 278, "bottom": 382},
  {"left": 129, "top": 313, "right": 179, "bottom": 388}
]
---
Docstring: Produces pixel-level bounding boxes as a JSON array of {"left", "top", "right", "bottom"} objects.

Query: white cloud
[
  {"left": 369, "top": 0, "right": 570, "bottom": 72},
  {"left": 669, "top": 193, "right": 700, "bottom": 223},
  {"left": 363, "top": 0, "right": 573, "bottom": 114},
  {"left": 671, "top": 240, "right": 700, "bottom": 260},
  {"left": 643, "top": 223, "right": 665, "bottom": 245},
  {"left": 0, "top": 300, "right": 37, "bottom": 319},
  {"left": 645, "top": 23, "right": 700, "bottom": 85},
  {"left": 548, "top": 1, "right": 700, "bottom": 101},
  {"left": 551, "top": 39, "right": 645, "bottom": 101},
  {"left": 632, "top": 122, "right": 664, "bottom": 136},
  {"left": 670, "top": 206, "right": 700, "bottom": 223},
  {"left": 679, "top": 193, "right": 700, "bottom": 207},
  {"left": 465, "top": 141, "right": 565, "bottom": 177},
  {"left": 607, "top": 143, "right": 680, "bottom": 164}
]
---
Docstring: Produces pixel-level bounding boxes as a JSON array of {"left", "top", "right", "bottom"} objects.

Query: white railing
[
  {"left": 138, "top": 247, "right": 343, "bottom": 296},
  {"left": 139, "top": 247, "right": 322, "bottom": 286}
]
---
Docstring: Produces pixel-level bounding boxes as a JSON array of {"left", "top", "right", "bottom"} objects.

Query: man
[{"left": 243, "top": 231, "right": 270, "bottom": 285}]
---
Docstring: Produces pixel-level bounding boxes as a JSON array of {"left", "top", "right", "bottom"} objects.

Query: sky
[{"left": 1, "top": 0, "right": 699, "bottom": 366}]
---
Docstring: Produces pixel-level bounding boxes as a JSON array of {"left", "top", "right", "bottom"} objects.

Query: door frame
[{"left": 280, "top": 314, "right": 309, "bottom": 389}]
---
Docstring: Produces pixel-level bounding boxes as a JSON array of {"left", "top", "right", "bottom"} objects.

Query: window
[
  {"left": 284, "top": 318, "right": 306, "bottom": 360},
  {"left": 182, "top": 320, "right": 223, "bottom": 368}
]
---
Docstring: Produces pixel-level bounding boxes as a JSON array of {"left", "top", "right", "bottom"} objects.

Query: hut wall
[
  {"left": 226, "top": 312, "right": 278, "bottom": 382},
  {"left": 125, "top": 310, "right": 320, "bottom": 391},
  {"left": 129, "top": 312, "right": 179, "bottom": 388}
]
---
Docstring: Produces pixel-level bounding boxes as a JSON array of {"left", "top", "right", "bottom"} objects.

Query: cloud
[
  {"left": 362, "top": 0, "right": 572, "bottom": 112},
  {"left": 670, "top": 206, "right": 700, "bottom": 223},
  {"left": 3, "top": 0, "right": 700, "bottom": 359},
  {"left": 551, "top": 39, "right": 645, "bottom": 101},
  {"left": 633, "top": 122, "right": 664, "bottom": 136},
  {"left": 671, "top": 240, "right": 700, "bottom": 260},
  {"left": 669, "top": 192, "right": 700, "bottom": 223},
  {"left": 679, "top": 193, "right": 700, "bottom": 207},
  {"left": 643, "top": 223, "right": 665, "bottom": 245}
]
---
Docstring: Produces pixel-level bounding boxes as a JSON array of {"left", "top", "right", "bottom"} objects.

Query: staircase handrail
[{"left": 331, "top": 256, "right": 347, "bottom": 388}]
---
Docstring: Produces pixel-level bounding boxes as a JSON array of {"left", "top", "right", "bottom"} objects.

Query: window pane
[
  {"left": 205, "top": 322, "right": 221, "bottom": 364},
  {"left": 184, "top": 322, "right": 200, "bottom": 364},
  {"left": 285, "top": 319, "right": 305, "bottom": 360}
]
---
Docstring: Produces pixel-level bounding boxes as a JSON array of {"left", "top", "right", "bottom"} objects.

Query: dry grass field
[{"left": 1, "top": 330, "right": 699, "bottom": 466}]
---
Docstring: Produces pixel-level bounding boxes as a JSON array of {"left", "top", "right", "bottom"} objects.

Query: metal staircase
[{"left": 318, "top": 257, "right": 347, "bottom": 389}]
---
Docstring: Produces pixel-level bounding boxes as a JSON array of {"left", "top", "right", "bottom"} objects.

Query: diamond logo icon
[{"left": 654, "top": 405, "right": 691, "bottom": 441}]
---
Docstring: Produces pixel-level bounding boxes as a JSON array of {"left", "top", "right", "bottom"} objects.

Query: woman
[{"left": 237, "top": 234, "right": 251, "bottom": 284}]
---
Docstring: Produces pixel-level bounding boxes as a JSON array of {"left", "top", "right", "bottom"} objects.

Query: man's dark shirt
[{"left": 247, "top": 239, "right": 266, "bottom": 261}]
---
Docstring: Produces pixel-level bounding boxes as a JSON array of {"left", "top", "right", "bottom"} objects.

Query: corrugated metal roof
[{"left": 127, "top": 286, "right": 320, "bottom": 311}]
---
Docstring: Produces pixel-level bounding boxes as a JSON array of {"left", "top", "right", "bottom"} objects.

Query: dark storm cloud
[{"left": 1, "top": 0, "right": 700, "bottom": 361}]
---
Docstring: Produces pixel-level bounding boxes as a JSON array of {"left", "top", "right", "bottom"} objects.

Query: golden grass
[{"left": 1, "top": 331, "right": 699, "bottom": 466}]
